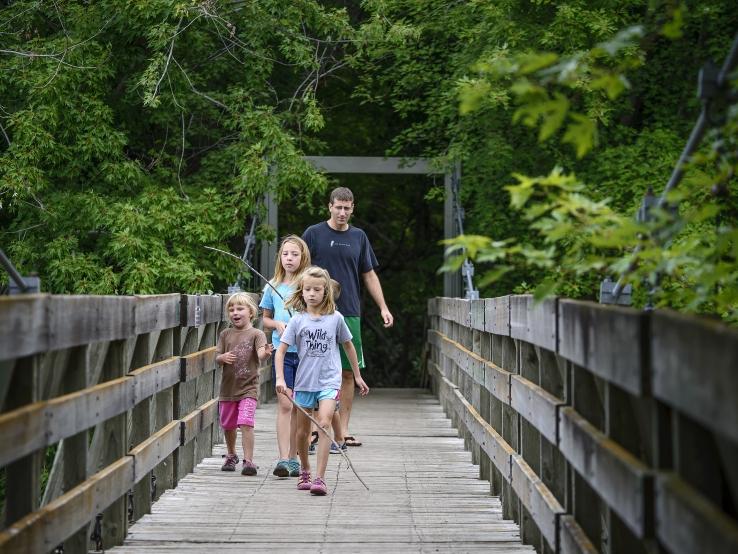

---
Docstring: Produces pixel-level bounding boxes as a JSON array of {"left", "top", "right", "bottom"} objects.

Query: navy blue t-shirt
[{"left": 302, "top": 222, "right": 379, "bottom": 317}]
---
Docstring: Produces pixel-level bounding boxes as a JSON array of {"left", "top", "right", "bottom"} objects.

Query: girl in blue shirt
[{"left": 260, "top": 235, "right": 311, "bottom": 477}]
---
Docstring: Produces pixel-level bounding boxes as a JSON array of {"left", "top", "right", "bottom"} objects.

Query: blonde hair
[
  {"left": 226, "top": 292, "right": 259, "bottom": 323},
  {"left": 330, "top": 278, "right": 341, "bottom": 300},
  {"left": 271, "top": 235, "right": 311, "bottom": 285},
  {"left": 285, "top": 266, "right": 336, "bottom": 315}
]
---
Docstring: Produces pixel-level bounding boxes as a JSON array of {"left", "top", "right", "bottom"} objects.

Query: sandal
[{"left": 344, "top": 435, "right": 362, "bottom": 447}]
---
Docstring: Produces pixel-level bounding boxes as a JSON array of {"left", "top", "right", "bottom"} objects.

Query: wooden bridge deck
[{"left": 110, "top": 389, "right": 533, "bottom": 553}]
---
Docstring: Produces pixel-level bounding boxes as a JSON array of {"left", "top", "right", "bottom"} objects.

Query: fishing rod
[{"left": 204, "top": 245, "right": 292, "bottom": 315}]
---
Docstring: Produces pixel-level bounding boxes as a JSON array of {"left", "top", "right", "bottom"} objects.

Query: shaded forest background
[{"left": 2, "top": 1, "right": 737, "bottom": 386}]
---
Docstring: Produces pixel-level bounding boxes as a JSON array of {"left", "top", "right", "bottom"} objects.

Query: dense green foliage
[
  {"left": 355, "top": 0, "right": 738, "bottom": 320},
  {"left": 1, "top": 0, "right": 355, "bottom": 293}
]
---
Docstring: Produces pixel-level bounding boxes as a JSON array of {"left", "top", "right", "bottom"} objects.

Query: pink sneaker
[
  {"left": 297, "top": 470, "right": 312, "bottom": 490},
  {"left": 241, "top": 460, "right": 257, "bottom": 476},
  {"left": 310, "top": 477, "right": 327, "bottom": 496}
]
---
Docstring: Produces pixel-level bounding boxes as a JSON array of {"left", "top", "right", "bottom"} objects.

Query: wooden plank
[
  {"left": 510, "top": 375, "right": 562, "bottom": 445},
  {"left": 558, "top": 407, "right": 651, "bottom": 537},
  {"left": 304, "top": 155, "right": 438, "bottom": 174},
  {"left": 559, "top": 515, "right": 598, "bottom": 554},
  {"left": 181, "top": 295, "right": 226, "bottom": 327},
  {"left": 444, "top": 376, "right": 513, "bottom": 481},
  {"left": 129, "top": 357, "right": 180, "bottom": 404},
  {"left": 558, "top": 300, "right": 646, "bottom": 396},
  {"left": 181, "top": 399, "right": 219, "bottom": 445},
  {"left": 44, "top": 377, "right": 135, "bottom": 458},
  {"left": 651, "top": 310, "right": 738, "bottom": 443},
  {"left": 181, "top": 348, "right": 218, "bottom": 382},
  {"left": 510, "top": 453, "right": 565, "bottom": 548},
  {"left": 470, "top": 299, "right": 485, "bottom": 332},
  {"left": 484, "top": 296, "right": 510, "bottom": 336},
  {"left": 0, "top": 295, "right": 134, "bottom": 360},
  {"left": 510, "top": 295, "right": 557, "bottom": 351},
  {"left": 655, "top": 472, "right": 738, "bottom": 554},
  {"left": 483, "top": 360, "right": 511, "bottom": 404},
  {"left": 129, "top": 421, "right": 181, "bottom": 482},
  {"left": 0, "top": 456, "right": 134, "bottom": 553},
  {"left": 134, "top": 295, "right": 181, "bottom": 334},
  {"left": 0, "top": 402, "right": 45, "bottom": 468}
]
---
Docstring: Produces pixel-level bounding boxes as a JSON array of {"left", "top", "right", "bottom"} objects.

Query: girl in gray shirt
[{"left": 275, "top": 266, "right": 369, "bottom": 496}]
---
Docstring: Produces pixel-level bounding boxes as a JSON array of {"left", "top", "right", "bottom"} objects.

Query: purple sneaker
[
  {"left": 221, "top": 454, "right": 238, "bottom": 471},
  {"left": 310, "top": 477, "right": 327, "bottom": 496},
  {"left": 241, "top": 460, "right": 257, "bottom": 476},
  {"left": 297, "top": 471, "right": 312, "bottom": 490}
]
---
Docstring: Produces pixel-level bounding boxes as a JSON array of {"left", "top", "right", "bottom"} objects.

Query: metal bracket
[{"left": 599, "top": 277, "right": 632, "bottom": 306}]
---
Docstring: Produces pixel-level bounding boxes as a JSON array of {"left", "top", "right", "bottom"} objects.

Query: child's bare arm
[
  {"left": 342, "top": 340, "right": 369, "bottom": 396},
  {"left": 262, "top": 309, "right": 287, "bottom": 334},
  {"left": 274, "top": 343, "right": 290, "bottom": 394},
  {"left": 257, "top": 342, "right": 273, "bottom": 361}
]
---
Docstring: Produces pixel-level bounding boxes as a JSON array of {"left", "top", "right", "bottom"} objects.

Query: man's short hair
[{"left": 330, "top": 187, "right": 354, "bottom": 204}]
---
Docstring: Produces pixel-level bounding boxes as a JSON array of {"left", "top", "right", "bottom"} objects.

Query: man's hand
[{"left": 381, "top": 308, "right": 394, "bottom": 328}]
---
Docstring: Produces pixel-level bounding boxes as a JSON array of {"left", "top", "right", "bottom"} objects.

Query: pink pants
[{"left": 219, "top": 398, "right": 257, "bottom": 430}]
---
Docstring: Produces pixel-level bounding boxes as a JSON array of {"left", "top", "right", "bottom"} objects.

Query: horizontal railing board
[
  {"left": 429, "top": 329, "right": 511, "bottom": 403},
  {"left": 129, "top": 421, "right": 181, "bottom": 482},
  {"left": 181, "top": 398, "right": 219, "bottom": 445},
  {"left": 181, "top": 295, "right": 224, "bottom": 327},
  {"left": 651, "top": 310, "right": 738, "bottom": 443},
  {"left": 0, "top": 295, "right": 135, "bottom": 360},
  {"left": 181, "top": 348, "right": 218, "bottom": 382},
  {"left": 656, "top": 473, "right": 738, "bottom": 554},
  {"left": 129, "top": 357, "right": 181, "bottom": 404},
  {"left": 510, "top": 375, "right": 562, "bottom": 445},
  {"left": 0, "top": 456, "right": 134, "bottom": 553},
  {"left": 511, "top": 453, "right": 565, "bottom": 549},
  {"left": 559, "top": 515, "right": 598, "bottom": 554},
  {"left": 134, "top": 294, "right": 181, "bottom": 334},
  {"left": 510, "top": 295, "right": 557, "bottom": 351},
  {"left": 559, "top": 407, "right": 651, "bottom": 537},
  {"left": 0, "top": 294, "right": 210, "bottom": 361},
  {"left": 557, "top": 300, "right": 646, "bottom": 395},
  {"left": 0, "top": 377, "right": 135, "bottom": 468},
  {"left": 484, "top": 296, "right": 510, "bottom": 336}
]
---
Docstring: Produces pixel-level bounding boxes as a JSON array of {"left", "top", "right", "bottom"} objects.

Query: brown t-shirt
[{"left": 216, "top": 326, "right": 267, "bottom": 401}]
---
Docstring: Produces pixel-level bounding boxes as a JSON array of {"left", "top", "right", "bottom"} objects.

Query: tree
[
  {"left": 1, "top": 0, "right": 358, "bottom": 293},
  {"left": 355, "top": 0, "right": 738, "bottom": 321}
]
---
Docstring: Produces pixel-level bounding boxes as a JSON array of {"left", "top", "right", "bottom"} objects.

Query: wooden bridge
[{"left": 0, "top": 293, "right": 737, "bottom": 553}]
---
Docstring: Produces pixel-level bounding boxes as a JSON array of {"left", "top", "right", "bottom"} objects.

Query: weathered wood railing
[
  {"left": 427, "top": 296, "right": 738, "bottom": 554},
  {"left": 0, "top": 292, "right": 273, "bottom": 553}
]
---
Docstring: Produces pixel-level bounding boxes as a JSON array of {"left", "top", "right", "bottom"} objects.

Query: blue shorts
[
  {"left": 294, "top": 389, "right": 340, "bottom": 410},
  {"left": 272, "top": 352, "right": 299, "bottom": 390}
]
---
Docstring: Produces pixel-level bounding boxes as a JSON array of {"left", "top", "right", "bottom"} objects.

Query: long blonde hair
[
  {"left": 271, "top": 235, "right": 311, "bottom": 285},
  {"left": 285, "top": 266, "right": 336, "bottom": 315}
]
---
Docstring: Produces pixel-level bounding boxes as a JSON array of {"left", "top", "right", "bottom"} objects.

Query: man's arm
[{"left": 361, "top": 269, "right": 393, "bottom": 327}]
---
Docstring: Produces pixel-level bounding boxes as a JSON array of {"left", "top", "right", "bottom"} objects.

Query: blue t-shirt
[
  {"left": 302, "top": 222, "right": 379, "bottom": 317},
  {"left": 280, "top": 311, "right": 352, "bottom": 392},
  {"left": 259, "top": 282, "right": 297, "bottom": 352}
]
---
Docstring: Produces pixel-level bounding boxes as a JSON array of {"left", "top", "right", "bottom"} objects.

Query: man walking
[{"left": 302, "top": 187, "right": 393, "bottom": 447}]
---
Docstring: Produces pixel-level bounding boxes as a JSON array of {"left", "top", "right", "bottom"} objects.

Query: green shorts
[{"left": 339, "top": 316, "right": 365, "bottom": 370}]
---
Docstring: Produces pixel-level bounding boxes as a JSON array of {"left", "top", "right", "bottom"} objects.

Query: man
[{"left": 302, "top": 187, "right": 393, "bottom": 447}]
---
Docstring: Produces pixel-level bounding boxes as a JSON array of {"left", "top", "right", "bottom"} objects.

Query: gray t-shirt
[{"left": 281, "top": 311, "right": 353, "bottom": 392}]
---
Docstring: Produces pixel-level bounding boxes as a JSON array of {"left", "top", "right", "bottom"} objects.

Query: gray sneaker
[
  {"left": 221, "top": 454, "right": 239, "bottom": 471},
  {"left": 273, "top": 460, "right": 290, "bottom": 477}
]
